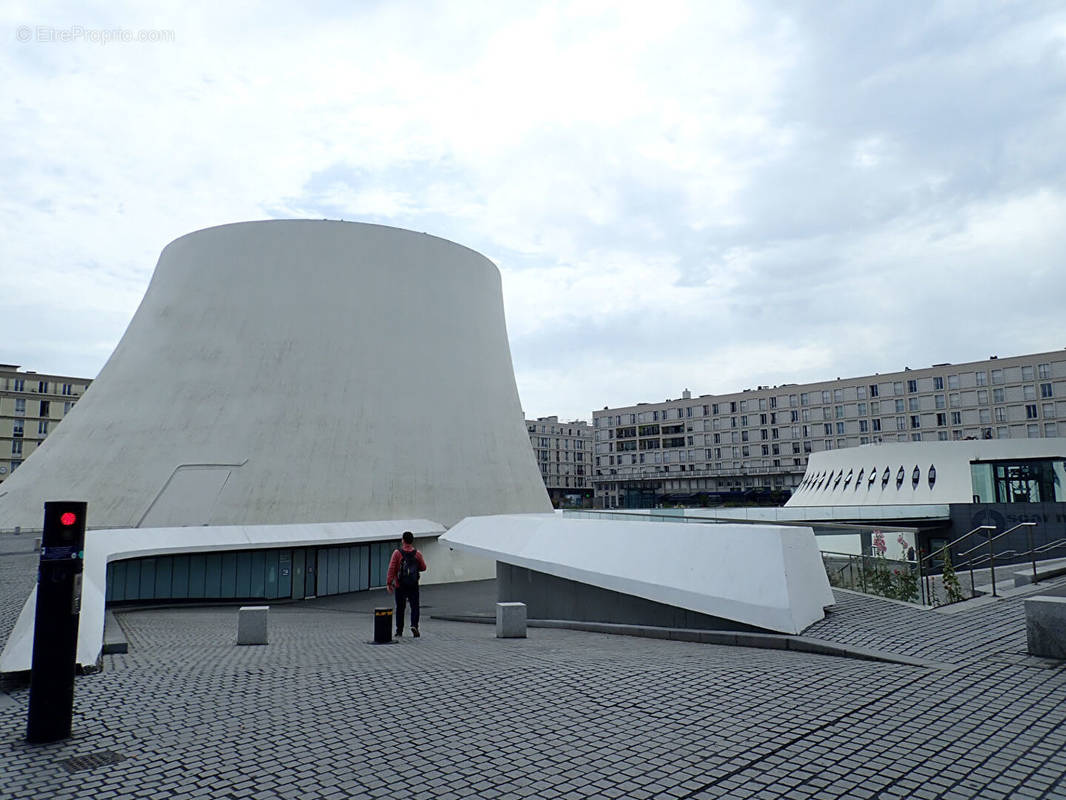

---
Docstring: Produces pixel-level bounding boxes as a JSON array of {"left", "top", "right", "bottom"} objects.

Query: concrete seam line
[{"left": 429, "top": 614, "right": 951, "bottom": 668}]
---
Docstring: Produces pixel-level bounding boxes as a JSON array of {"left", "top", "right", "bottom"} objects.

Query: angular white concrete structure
[
  {"left": 442, "top": 514, "right": 835, "bottom": 635},
  {"left": 0, "top": 221, "right": 551, "bottom": 530}
]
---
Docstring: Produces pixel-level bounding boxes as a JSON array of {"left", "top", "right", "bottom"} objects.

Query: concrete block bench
[
  {"left": 1025, "top": 596, "right": 1066, "bottom": 659},
  {"left": 237, "top": 605, "right": 269, "bottom": 645},
  {"left": 496, "top": 602, "right": 527, "bottom": 638}
]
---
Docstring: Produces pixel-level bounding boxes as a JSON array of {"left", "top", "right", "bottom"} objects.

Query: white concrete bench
[
  {"left": 1025, "top": 596, "right": 1066, "bottom": 659},
  {"left": 237, "top": 605, "right": 269, "bottom": 645},
  {"left": 496, "top": 602, "right": 527, "bottom": 638}
]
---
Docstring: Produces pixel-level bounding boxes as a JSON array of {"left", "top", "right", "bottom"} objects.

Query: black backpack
[{"left": 397, "top": 549, "right": 420, "bottom": 587}]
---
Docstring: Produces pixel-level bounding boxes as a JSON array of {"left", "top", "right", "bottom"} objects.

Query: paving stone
[{"left": 4, "top": 551, "right": 1066, "bottom": 800}]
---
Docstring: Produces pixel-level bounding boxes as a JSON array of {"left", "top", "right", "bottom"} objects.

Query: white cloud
[{"left": 1, "top": 1, "right": 1064, "bottom": 422}]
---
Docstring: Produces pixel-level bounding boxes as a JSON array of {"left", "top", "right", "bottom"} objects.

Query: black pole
[{"left": 27, "top": 501, "right": 87, "bottom": 744}]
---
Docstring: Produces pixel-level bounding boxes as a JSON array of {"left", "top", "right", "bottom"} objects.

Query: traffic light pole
[{"left": 26, "top": 501, "right": 87, "bottom": 744}]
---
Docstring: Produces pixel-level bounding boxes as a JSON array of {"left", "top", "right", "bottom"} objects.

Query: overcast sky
[{"left": 3, "top": 2, "right": 1065, "bottom": 422}]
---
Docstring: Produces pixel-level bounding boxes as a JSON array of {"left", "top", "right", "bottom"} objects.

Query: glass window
[
  {"left": 1024, "top": 385, "right": 1036, "bottom": 401},
  {"left": 1041, "top": 383, "right": 1054, "bottom": 398},
  {"left": 978, "top": 389, "right": 989, "bottom": 404},
  {"left": 1038, "top": 363, "right": 1051, "bottom": 379},
  {"left": 976, "top": 371, "right": 987, "bottom": 386},
  {"left": 948, "top": 375, "right": 959, "bottom": 389},
  {"left": 991, "top": 369, "right": 1004, "bottom": 384},
  {"left": 907, "top": 379, "right": 917, "bottom": 393},
  {"left": 934, "top": 377, "right": 944, "bottom": 390},
  {"left": 1022, "top": 366, "right": 1034, "bottom": 381},
  {"left": 893, "top": 382, "right": 903, "bottom": 395}
]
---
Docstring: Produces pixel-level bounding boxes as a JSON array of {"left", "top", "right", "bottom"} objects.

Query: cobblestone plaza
[{"left": 3, "top": 533, "right": 1066, "bottom": 799}]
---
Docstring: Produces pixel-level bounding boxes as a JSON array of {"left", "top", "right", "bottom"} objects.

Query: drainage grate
[{"left": 59, "top": 750, "right": 127, "bottom": 773}]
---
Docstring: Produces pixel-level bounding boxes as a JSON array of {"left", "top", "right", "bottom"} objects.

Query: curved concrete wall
[{"left": 0, "top": 221, "right": 551, "bottom": 529}]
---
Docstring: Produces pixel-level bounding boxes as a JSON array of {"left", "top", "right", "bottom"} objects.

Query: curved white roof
[{"left": 786, "top": 439, "right": 1066, "bottom": 507}]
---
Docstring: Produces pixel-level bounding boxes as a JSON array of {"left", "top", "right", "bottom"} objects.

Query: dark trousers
[{"left": 395, "top": 584, "right": 420, "bottom": 631}]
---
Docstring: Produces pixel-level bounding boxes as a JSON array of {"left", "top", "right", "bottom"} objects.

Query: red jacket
[{"left": 387, "top": 544, "right": 427, "bottom": 590}]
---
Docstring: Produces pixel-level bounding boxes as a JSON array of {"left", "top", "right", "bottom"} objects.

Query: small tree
[{"left": 940, "top": 548, "right": 965, "bottom": 605}]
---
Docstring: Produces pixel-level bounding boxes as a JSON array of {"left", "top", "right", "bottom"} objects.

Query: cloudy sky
[{"left": 3, "top": 1, "right": 1065, "bottom": 422}]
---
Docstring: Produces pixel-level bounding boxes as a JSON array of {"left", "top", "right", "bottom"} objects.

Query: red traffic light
[{"left": 59, "top": 512, "right": 78, "bottom": 526}]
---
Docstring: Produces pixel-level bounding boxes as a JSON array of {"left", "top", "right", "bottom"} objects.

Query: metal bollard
[{"left": 373, "top": 607, "right": 393, "bottom": 644}]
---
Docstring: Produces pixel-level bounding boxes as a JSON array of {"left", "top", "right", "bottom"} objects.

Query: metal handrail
[
  {"left": 952, "top": 522, "right": 1038, "bottom": 598},
  {"left": 919, "top": 524, "right": 995, "bottom": 604},
  {"left": 920, "top": 525, "right": 995, "bottom": 568},
  {"left": 1034, "top": 538, "right": 1066, "bottom": 554}
]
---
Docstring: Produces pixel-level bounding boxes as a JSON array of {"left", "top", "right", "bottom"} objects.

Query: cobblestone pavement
[{"left": 3, "top": 540, "right": 1066, "bottom": 799}]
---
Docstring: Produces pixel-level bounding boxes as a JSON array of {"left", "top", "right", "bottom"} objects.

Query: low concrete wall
[
  {"left": 1026, "top": 596, "right": 1066, "bottom": 659},
  {"left": 498, "top": 563, "right": 765, "bottom": 633}
]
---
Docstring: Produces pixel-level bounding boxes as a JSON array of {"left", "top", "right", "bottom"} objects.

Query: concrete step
[{"left": 1012, "top": 557, "right": 1066, "bottom": 588}]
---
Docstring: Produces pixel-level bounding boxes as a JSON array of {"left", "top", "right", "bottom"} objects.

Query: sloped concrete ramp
[{"left": 441, "top": 514, "right": 834, "bottom": 635}]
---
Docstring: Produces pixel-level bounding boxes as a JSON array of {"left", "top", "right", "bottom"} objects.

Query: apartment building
[
  {"left": 526, "top": 416, "right": 594, "bottom": 507},
  {"left": 1, "top": 365, "right": 91, "bottom": 484},
  {"left": 592, "top": 349, "right": 1066, "bottom": 509}
]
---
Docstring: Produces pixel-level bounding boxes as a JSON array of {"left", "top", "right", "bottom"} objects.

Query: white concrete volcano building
[
  {"left": 0, "top": 221, "right": 551, "bottom": 530},
  {"left": 2, "top": 220, "right": 835, "bottom": 673}
]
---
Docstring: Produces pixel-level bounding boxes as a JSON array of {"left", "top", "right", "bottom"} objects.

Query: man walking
[{"left": 386, "top": 531, "right": 427, "bottom": 637}]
